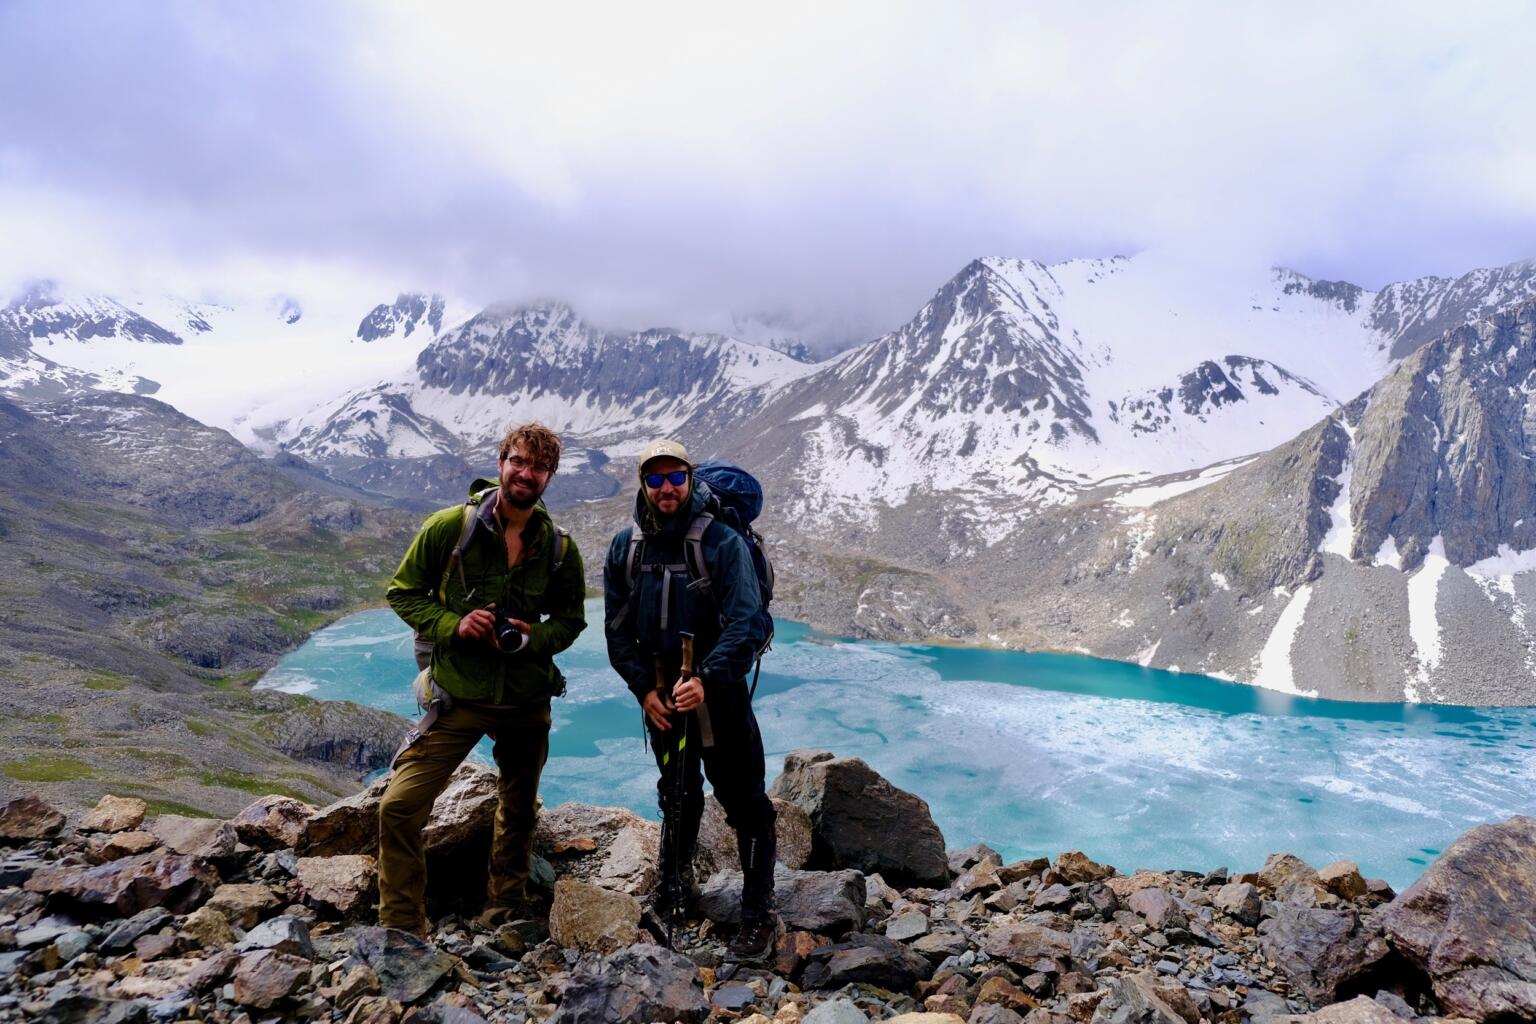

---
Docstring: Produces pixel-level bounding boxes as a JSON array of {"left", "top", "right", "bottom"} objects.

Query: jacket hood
[{"left": 634, "top": 479, "right": 712, "bottom": 537}]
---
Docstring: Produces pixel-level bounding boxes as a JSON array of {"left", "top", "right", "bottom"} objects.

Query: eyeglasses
[
  {"left": 644, "top": 470, "right": 689, "bottom": 488},
  {"left": 502, "top": 455, "right": 551, "bottom": 475}
]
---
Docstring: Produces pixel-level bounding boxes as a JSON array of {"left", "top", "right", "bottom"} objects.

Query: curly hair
[{"left": 498, "top": 422, "right": 562, "bottom": 473}]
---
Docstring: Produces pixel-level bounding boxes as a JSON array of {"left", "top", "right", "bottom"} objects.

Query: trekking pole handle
[{"left": 680, "top": 633, "right": 715, "bottom": 749}]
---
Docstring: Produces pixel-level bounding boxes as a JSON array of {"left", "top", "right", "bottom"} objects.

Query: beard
[{"left": 503, "top": 479, "right": 544, "bottom": 510}]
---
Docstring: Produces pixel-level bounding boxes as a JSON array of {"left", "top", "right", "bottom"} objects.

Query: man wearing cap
[{"left": 603, "top": 439, "right": 777, "bottom": 960}]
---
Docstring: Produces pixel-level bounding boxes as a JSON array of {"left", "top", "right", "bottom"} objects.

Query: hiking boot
[
  {"left": 727, "top": 916, "right": 776, "bottom": 963},
  {"left": 648, "top": 878, "right": 702, "bottom": 921},
  {"left": 475, "top": 899, "right": 539, "bottom": 930}
]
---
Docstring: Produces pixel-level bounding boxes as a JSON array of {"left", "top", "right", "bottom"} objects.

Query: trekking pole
[
  {"left": 655, "top": 656, "right": 685, "bottom": 950},
  {"left": 680, "top": 632, "right": 714, "bottom": 748}
]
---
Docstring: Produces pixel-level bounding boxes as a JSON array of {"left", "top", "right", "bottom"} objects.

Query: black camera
[{"left": 494, "top": 610, "right": 527, "bottom": 652}]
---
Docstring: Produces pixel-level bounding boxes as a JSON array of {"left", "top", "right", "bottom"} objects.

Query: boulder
[
  {"left": 1126, "top": 887, "right": 1186, "bottom": 931},
  {"left": 232, "top": 796, "right": 316, "bottom": 850},
  {"left": 232, "top": 949, "right": 309, "bottom": 1009},
  {"left": 100, "top": 908, "right": 173, "bottom": 952},
  {"left": 91, "top": 830, "right": 159, "bottom": 860},
  {"left": 1317, "top": 860, "right": 1368, "bottom": 901},
  {"left": 1213, "top": 882, "right": 1262, "bottom": 926},
  {"left": 535, "top": 803, "right": 661, "bottom": 897},
  {"left": 349, "top": 926, "right": 456, "bottom": 1003},
  {"left": 1089, "top": 972, "right": 1188, "bottom": 1024},
  {"left": 0, "top": 796, "right": 65, "bottom": 842},
  {"left": 420, "top": 762, "right": 500, "bottom": 850},
  {"left": 26, "top": 849, "right": 218, "bottom": 916},
  {"left": 548, "top": 878, "right": 642, "bottom": 952},
  {"left": 236, "top": 915, "right": 316, "bottom": 958},
  {"left": 299, "top": 775, "right": 390, "bottom": 857},
  {"left": 550, "top": 943, "right": 708, "bottom": 1024},
  {"left": 1259, "top": 852, "right": 1326, "bottom": 905},
  {"left": 80, "top": 795, "right": 148, "bottom": 834},
  {"left": 802, "top": 999, "right": 868, "bottom": 1024},
  {"left": 695, "top": 794, "right": 814, "bottom": 878},
  {"left": 801, "top": 932, "right": 934, "bottom": 991},
  {"left": 1032, "top": 883, "right": 1073, "bottom": 911},
  {"left": 954, "top": 858, "right": 1002, "bottom": 897},
  {"left": 949, "top": 843, "right": 1002, "bottom": 874},
  {"left": 1272, "top": 995, "right": 1407, "bottom": 1023},
  {"left": 346, "top": 995, "right": 405, "bottom": 1024},
  {"left": 206, "top": 882, "right": 279, "bottom": 929},
  {"left": 1379, "top": 815, "right": 1536, "bottom": 1021},
  {"left": 982, "top": 922, "right": 1072, "bottom": 974},
  {"left": 296, "top": 855, "right": 378, "bottom": 918},
  {"left": 886, "top": 911, "right": 930, "bottom": 942},
  {"left": 769, "top": 749, "right": 948, "bottom": 887},
  {"left": 1054, "top": 851, "right": 1114, "bottom": 884},
  {"left": 148, "top": 815, "right": 238, "bottom": 860},
  {"left": 701, "top": 864, "right": 866, "bottom": 934},
  {"left": 1259, "top": 905, "right": 1390, "bottom": 1004}
]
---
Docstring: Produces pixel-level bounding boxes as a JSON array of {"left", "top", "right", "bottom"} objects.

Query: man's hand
[
  {"left": 673, "top": 676, "right": 705, "bottom": 713},
  {"left": 642, "top": 689, "right": 673, "bottom": 731},
  {"left": 456, "top": 604, "right": 502, "bottom": 650}
]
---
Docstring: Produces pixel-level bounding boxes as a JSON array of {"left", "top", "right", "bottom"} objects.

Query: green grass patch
[
  {"left": 84, "top": 673, "right": 129, "bottom": 691},
  {"left": 185, "top": 719, "right": 217, "bottom": 738},
  {"left": 2, "top": 754, "right": 95, "bottom": 782},
  {"left": 196, "top": 770, "right": 313, "bottom": 802}
]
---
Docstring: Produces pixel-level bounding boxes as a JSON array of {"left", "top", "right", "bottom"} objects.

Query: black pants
[{"left": 648, "top": 697, "right": 776, "bottom": 923}]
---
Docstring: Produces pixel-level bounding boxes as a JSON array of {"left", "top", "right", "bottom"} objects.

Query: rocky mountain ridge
[{"left": 1, "top": 751, "right": 1531, "bottom": 1024}]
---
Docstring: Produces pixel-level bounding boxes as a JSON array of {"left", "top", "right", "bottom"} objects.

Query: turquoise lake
[{"left": 259, "top": 600, "right": 1536, "bottom": 889}]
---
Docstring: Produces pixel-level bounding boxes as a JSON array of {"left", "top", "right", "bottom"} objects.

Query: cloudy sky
[{"left": 2, "top": 1, "right": 1534, "bottom": 350}]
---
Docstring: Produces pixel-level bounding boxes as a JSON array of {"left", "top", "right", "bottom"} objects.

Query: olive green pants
[{"left": 376, "top": 699, "right": 551, "bottom": 931}]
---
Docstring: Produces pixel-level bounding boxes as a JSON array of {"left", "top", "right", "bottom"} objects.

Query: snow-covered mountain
[
  {"left": 279, "top": 303, "right": 821, "bottom": 465},
  {"left": 276, "top": 251, "right": 1536, "bottom": 523},
  {"left": 0, "top": 282, "right": 464, "bottom": 445}
]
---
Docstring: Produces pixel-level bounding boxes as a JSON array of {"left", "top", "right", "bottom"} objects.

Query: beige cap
[{"left": 637, "top": 438, "right": 691, "bottom": 475}]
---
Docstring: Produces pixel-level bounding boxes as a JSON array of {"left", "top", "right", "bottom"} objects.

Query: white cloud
[{"left": 1, "top": 0, "right": 1534, "bottom": 348}]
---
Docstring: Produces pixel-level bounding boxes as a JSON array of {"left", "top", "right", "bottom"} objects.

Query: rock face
[
  {"left": 534, "top": 803, "right": 661, "bottom": 898},
  {"left": 147, "top": 816, "right": 237, "bottom": 860},
  {"left": 267, "top": 700, "right": 411, "bottom": 775},
  {"left": 296, "top": 854, "right": 378, "bottom": 918},
  {"left": 1259, "top": 905, "right": 1389, "bottom": 1004},
  {"left": 551, "top": 943, "right": 709, "bottom": 1024},
  {"left": 25, "top": 849, "right": 219, "bottom": 916},
  {"left": 769, "top": 750, "right": 948, "bottom": 887},
  {"left": 1380, "top": 815, "right": 1536, "bottom": 1020},
  {"left": 548, "top": 878, "right": 642, "bottom": 952}
]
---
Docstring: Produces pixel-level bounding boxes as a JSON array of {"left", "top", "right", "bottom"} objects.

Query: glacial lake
[{"left": 259, "top": 599, "right": 1536, "bottom": 889}]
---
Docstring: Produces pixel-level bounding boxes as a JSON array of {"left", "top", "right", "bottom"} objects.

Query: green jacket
[{"left": 386, "top": 479, "right": 586, "bottom": 705}]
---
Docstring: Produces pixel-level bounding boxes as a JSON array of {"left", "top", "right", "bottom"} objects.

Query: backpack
[
  {"left": 411, "top": 486, "right": 571, "bottom": 674},
  {"left": 616, "top": 461, "right": 775, "bottom": 695}
]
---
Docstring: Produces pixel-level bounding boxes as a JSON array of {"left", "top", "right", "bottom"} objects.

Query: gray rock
[
  {"left": 769, "top": 749, "right": 949, "bottom": 887},
  {"left": 1272, "top": 995, "right": 1406, "bottom": 1023},
  {"left": 349, "top": 926, "right": 456, "bottom": 1003},
  {"left": 911, "top": 928, "right": 970, "bottom": 961},
  {"left": 711, "top": 983, "right": 756, "bottom": 1011},
  {"left": 981, "top": 922, "right": 1072, "bottom": 974},
  {"left": 32, "top": 994, "right": 148, "bottom": 1024},
  {"left": 1031, "top": 883, "right": 1073, "bottom": 910},
  {"left": 948, "top": 843, "right": 1003, "bottom": 874},
  {"left": 1213, "top": 881, "right": 1262, "bottom": 925},
  {"left": 298, "top": 775, "right": 390, "bottom": 857},
  {"left": 550, "top": 943, "right": 708, "bottom": 1024},
  {"left": 295, "top": 854, "right": 377, "bottom": 918},
  {"left": 235, "top": 916, "right": 314, "bottom": 958},
  {"left": 1259, "top": 905, "right": 1389, "bottom": 1004},
  {"left": 1259, "top": 853, "right": 1325, "bottom": 905},
  {"left": 803, "top": 997, "right": 870, "bottom": 1024},
  {"left": 1379, "top": 814, "right": 1536, "bottom": 1021},
  {"left": 886, "top": 911, "right": 930, "bottom": 942},
  {"left": 1127, "top": 887, "right": 1186, "bottom": 931},
  {"left": 100, "top": 908, "right": 173, "bottom": 952},
  {"left": 968, "top": 1004, "right": 1025, "bottom": 1024},
  {"left": 148, "top": 816, "right": 237, "bottom": 860},
  {"left": 16, "top": 916, "right": 76, "bottom": 948},
  {"left": 695, "top": 794, "right": 814, "bottom": 879},
  {"left": 801, "top": 932, "right": 934, "bottom": 991},
  {"left": 26, "top": 851, "right": 217, "bottom": 917},
  {"left": 701, "top": 863, "right": 866, "bottom": 935}
]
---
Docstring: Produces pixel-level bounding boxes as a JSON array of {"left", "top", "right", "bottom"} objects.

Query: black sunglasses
[{"left": 644, "top": 470, "right": 690, "bottom": 488}]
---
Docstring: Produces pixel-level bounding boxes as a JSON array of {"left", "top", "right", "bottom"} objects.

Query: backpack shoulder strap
[
  {"left": 547, "top": 524, "right": 571, "bottom": 575},
  {"left": 438, "top": 495, "right": 486, "bottom": 602},
  {"left": 683, "top": 512, "right": 715, "bottom": 593},
  {"left": 606, "top": 527, "right": 646, "bottom": 633}
]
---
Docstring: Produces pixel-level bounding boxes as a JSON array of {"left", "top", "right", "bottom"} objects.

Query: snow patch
[
  {"left": 1406, "top": 536, "right": 1449, "bottom": 700},
  {"left": 1251, "top": 584, "right": 1317, "bottom": 696}
]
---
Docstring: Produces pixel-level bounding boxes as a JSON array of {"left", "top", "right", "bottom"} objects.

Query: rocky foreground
[{"left": 0, "top": 749, "right": 1530, "bottom": 1024}]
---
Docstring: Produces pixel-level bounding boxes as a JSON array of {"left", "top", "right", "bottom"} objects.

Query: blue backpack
[{"left": 621, "top": 460, "right": 775, "bottom": 694}]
